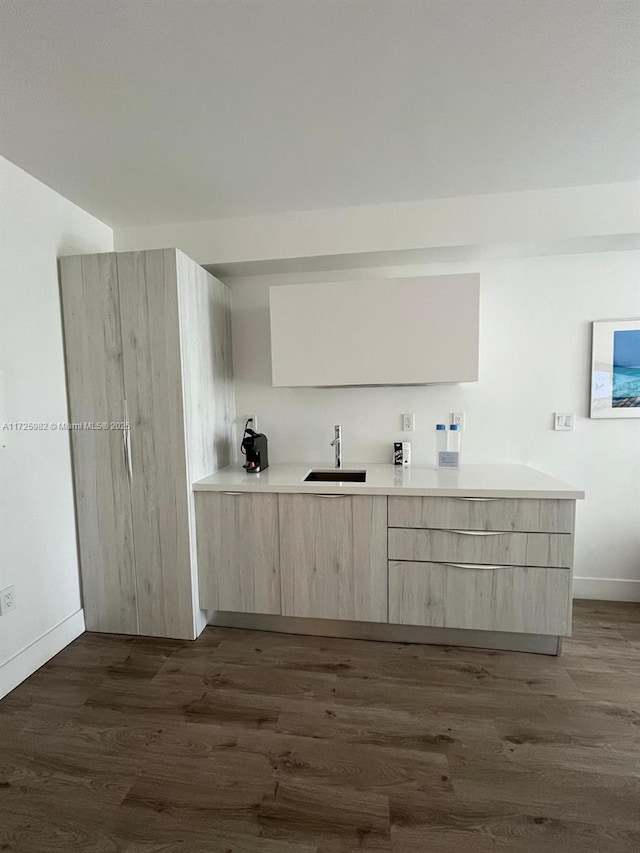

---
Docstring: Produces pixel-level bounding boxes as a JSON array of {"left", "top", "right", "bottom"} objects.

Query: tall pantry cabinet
[{"left": 59, "top": 249, "right": 235, "bottom": 640}]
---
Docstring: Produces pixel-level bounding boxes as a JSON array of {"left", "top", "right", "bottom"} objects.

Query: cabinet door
[
  {"left": 117, "top": 250, "right": 194, "bottom": 639},
  {"left": 270, "top": 274, "right": 478, "bottom": 387},
  {"left": 279, "top": 494, "right": 387, "bottom": 622},
  {"left": 60, "top": 254, "right": 137, "bottom": 634},
  {"left": 389, "top": 561, "right": 571, "bottom": 635},
  {"left": 195, "top": 492, "right": 280, "bottom": 614}
]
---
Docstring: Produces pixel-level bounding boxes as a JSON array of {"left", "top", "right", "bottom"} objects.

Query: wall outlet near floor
[
  {"left": 402, "top": 413, "right": 415, "bottom": 431},
  {"left": 0, "top": 585, "right": 16, "bottom": 615},
  {"left": 554, "top": 412, "right": 575, "bottom": 431},
  {"left": 451, "top": 412, "right": 465, "bottom": 430}
]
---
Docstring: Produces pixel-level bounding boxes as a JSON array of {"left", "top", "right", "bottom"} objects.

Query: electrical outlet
[
  {"left": 0, "top": 585, "right": 15, "bottom": 615},
  {"left": 402, "top": 413, "right": 415, "bottom": 431},
  {"left": 244, "top": 414, "right": 258, "bottom": 432},
  {"left": 451, "top": 412, "right": 465, "bottom": 430},
  {"left": 554, "top": 412, "right": 575, "bottom": 431}
]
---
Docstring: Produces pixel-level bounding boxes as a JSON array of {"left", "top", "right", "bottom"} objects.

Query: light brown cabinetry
[
  {"left": 388, "top": 528, "right": 573, "bottom": 568},
  {"left": 194, "top": 487, "right": 576, "bottom": 643},
  {"left": 389, "top": 561, "right": 571, "bottom": 635},
  {"left": 387, "top": 495, "right": 574, "bottom": 636},
  {"left": 279, "top": 494, "right": 387, "bottom": 622},
  {"left": 60, "top": 249, "right": 234, "bottom": 639},
  {"left": 388, "top": 496, "right": 574, "bottom": 533},
  {"left": 60, "top": 253, "right": 138, "bottom": 634},
  {"left": 195, "top": 492, "right": 280, "bottom": 615}
]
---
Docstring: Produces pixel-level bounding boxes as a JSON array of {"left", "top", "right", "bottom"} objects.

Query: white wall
[
  {"left": 229, "top": 250, "right": 640, "bottom": 599},
  {"left": 0, "top": 156, "right": 113, "bottom": 698}
]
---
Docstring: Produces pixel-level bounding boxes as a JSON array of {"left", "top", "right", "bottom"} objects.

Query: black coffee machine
[{"left": 241, "top": 421, "right": 268, "bottom": 473}]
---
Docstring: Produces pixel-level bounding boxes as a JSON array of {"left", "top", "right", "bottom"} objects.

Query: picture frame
[{"left": 590, "top": 319, "right": 640, "bottom": 418}]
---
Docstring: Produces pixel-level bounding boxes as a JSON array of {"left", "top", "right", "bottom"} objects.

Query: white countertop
[{"left": 193, "top": 463, "right": 584, "bottom": 499}]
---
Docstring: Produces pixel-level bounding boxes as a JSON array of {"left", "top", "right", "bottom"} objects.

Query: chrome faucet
[{"left": 330, "top": 424, "right": 342, "bottom": 469}]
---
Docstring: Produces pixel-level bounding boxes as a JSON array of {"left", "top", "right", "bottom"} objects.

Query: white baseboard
[
  {"left": 0, "top": 609, "right": 85, "bottom": 700},
  {"left": 573, "top": 577, "right": 640, "bottom": 602}
]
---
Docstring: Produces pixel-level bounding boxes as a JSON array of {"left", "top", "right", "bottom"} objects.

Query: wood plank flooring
[{"left": 1, "top": 600, "right": 639, "bottom": 852}]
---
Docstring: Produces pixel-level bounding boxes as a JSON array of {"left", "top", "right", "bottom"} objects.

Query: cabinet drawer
[
  {"left": 389, "top": 560, "right": 572, "bottom": 635},
  {"left": 388, "top": 527, "right": 573, "bottom": 568},
  {"left": 388, "top": 496, "right": 574, "bottom": 533}
]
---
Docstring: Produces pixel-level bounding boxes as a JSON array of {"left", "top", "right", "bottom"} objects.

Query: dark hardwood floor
[{"left": 1, "top": 600, "right": 639, "bottom": 852}]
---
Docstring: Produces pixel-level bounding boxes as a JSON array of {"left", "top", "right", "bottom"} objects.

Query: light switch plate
[{"left": 554, "top": 412, "right": 575, "bottom": 431}]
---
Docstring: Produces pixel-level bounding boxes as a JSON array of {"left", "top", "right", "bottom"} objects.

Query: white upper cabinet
[{"left": 269, "top": 273, "right": 479, "bottom": 387}]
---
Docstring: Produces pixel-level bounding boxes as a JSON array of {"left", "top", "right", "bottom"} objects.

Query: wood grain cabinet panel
[
  {"left": 60, "top": 249, "right": 235, "bottom": 640},
  {"left": 388, "top": 528, "right": 573, "bottom": 568},
  {"left": 389, "top": 560, "right": 572, "bottom": 635},
  {"left": 118, "top": 250, "right": 194, "bottom": 639},
  {"left": 195, "top": 492, "right": 280, "bottom": 615},
  {"left": 59, "top": 254, "right": 138, "bottom": 634},
  {"left": 388, "top": 496, "right": 574, "bottom": 533},
  {"left": 279, "top": 494, "right": 387, "bottom": 622}
]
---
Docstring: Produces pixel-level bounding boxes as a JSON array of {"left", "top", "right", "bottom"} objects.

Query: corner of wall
[{"left": 0, "top": 609, "right": 85, "bottom": 699}]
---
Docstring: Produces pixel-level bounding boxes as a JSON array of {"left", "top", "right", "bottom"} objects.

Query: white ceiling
[{"left": 1, "top": 0, "right": 638, "bottom": 227}]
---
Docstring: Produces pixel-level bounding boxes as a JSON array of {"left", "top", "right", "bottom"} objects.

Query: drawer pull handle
[
  {"left": 311, "top": 493, "right": 347, "bottom": 498},
  {"left": 443, "top": 562, "right": 512, "bottom": 570},
  {"left": 451, "top": 529, "right": 508, "bottom": 536},
  {"left": 222, "top": 491, "right": 248, "bottom": 495},
  {"left": 458, "top": 497, "right": 499, "bottom": 502}
]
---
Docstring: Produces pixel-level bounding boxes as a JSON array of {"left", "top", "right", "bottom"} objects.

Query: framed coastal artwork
[{"left": 590, "top": 319, "right": 640, "bottom": 418}]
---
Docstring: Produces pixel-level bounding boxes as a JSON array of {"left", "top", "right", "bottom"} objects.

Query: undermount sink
[{"left": 304, "top": 469, "right": 367, "bottom": 483}]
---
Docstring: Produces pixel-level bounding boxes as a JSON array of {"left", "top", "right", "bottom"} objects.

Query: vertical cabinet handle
[
  {"left": 123, "top": 399, "right": 133, "bottom": 482},
  {"left": 122, "top": 400, "right": 129, "bottom": 473}
]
